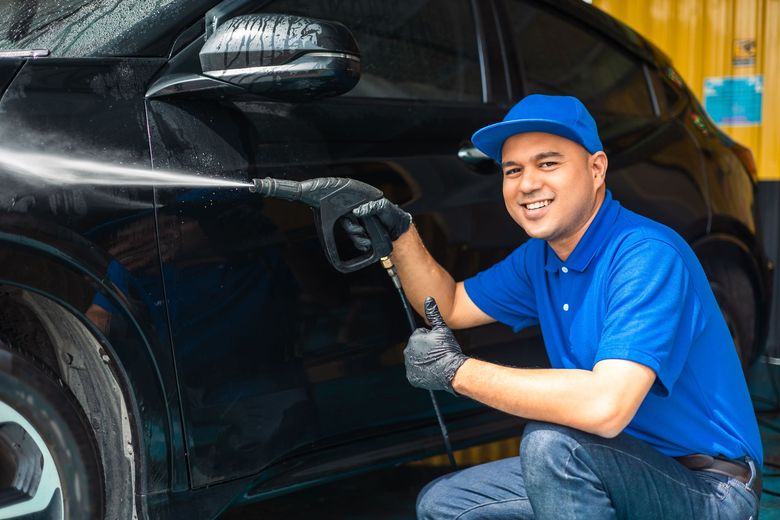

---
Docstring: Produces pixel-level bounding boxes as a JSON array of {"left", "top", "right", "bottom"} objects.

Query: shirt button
[
  {"left": 563, "top": 303, "right": 569, "bottom": 312},
  {"left": 561, "top": 266, "right": 569, "bottom": 273}
]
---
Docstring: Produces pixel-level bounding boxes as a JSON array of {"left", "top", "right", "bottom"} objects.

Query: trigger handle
[
  {"left": 361, "top": 215, "right": 393, "bottom": 258},
  {"left": 314, "top": 206, "right": 394, "bottom": 273}
]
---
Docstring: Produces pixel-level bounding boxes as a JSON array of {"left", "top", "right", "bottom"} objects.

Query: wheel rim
[{"left": 0, "top": 401, "right": 63, "bottom": 520}]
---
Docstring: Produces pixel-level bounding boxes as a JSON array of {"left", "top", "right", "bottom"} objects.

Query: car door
[{"left": 146, "top": 0, "right": 525, "bottom": 487}]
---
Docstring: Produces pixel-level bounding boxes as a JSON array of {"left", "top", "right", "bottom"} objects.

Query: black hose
[{"left": 383, "top": 258, "right": 458, "bottom": 469}]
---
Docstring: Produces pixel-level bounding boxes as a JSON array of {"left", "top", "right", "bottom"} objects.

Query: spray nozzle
[{"left": 250, "top": 177, "right": 302, "bottom": 200}]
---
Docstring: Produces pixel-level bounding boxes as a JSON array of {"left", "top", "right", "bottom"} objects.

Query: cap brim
[{"left": 471, "top": 119, "right": 588, "bottom": 163}]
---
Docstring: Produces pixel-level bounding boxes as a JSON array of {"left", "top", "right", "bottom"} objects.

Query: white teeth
[{"left": 526, "top": 200, "right": 551, "bottom": 210}]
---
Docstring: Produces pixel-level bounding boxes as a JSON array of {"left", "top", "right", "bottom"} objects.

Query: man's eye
[
  {"left": 504, "top": 167, "right": 522, "bottom": 176},
  {"left": 540, "top": 161, "right": 558, "bottom": 168}
]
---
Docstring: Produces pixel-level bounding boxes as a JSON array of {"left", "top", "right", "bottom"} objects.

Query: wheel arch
[
  {"left": 0, "top": 234, "right": 183, "bottom": 501},
  {"left": 691, "top": 227, "right": 772, "bottom": 362}
]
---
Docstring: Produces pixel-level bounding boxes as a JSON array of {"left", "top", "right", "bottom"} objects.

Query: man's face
[{"left": 500, "top": 132, "right": 606, "bottom": 257}]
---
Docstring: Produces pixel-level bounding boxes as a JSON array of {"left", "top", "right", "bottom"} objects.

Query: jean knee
[
  {"left": 520, "top": 422, "right": 580, "bottom": 473},
  {"left": 416, "top": 474, "right": 450, "bottom": 520}
]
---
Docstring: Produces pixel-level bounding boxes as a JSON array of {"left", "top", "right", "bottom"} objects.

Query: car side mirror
[{"left": 199, "top": 14, "right": 361, "bottom": 101}]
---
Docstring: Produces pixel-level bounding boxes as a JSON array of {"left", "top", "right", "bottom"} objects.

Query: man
[{"left": 344, "top": 94, "right": 762, "bottom": 519}]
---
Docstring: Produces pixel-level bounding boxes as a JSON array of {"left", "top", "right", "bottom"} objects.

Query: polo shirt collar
[{"left": 544, "top": 190, "right": 620, "bottom": 273}]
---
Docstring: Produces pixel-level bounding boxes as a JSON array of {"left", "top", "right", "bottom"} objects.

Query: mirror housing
[{"left": 199, "top": 14, "right": 360, "bottom": 101}]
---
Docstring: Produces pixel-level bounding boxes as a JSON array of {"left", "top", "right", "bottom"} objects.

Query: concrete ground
[{"left": 220, "top": 360, "right": 780, "bottom": 519}]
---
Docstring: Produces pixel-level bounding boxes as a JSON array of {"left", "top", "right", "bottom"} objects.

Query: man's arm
[
  {"left": 451, "top": 358, "right": 656, "bottom": 438},
  {"left": 391, "top": 226, "right": 493, "bottom": 329},
  {"left": 405, "top": 298, "right": 656, "bottom": 438},
  {"left": 344, "top": 199, "right": 494, "bottom": 329}
]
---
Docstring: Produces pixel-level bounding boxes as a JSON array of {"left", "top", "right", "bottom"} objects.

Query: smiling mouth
[{"left": 523, "top": 199, "right": 552, "bottom": 210}]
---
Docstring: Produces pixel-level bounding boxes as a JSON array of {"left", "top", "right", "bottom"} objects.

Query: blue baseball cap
[{"left": 471, "top": 94, "right": 603, "bottom": 162}]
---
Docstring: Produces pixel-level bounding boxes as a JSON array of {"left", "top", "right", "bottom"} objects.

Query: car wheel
[
  {"left": 703, "top": 260, "right": 757, "bottom": 373},
  {"left": 0, "top": 342, "right": 104, "bottom": 519}
]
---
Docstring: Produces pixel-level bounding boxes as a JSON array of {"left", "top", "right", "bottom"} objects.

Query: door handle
[
  {"left": 458, "top": 144, "right": 498, "bottom": 175},
  {"left": 457, "top": 144, "right": 491, "bottom": 164}
]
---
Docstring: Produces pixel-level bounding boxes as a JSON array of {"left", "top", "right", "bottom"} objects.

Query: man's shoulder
[
  {"left": 595, "top": 206, "right": 703, "bottom": 277},
  {"left": 610, "top": 206, "right": 690, "bottom": 253}
]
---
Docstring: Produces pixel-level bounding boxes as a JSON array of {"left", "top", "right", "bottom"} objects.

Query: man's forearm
[
  {"left": 345, "top": 201, "right": 488, "bottom": 328},
  {"left": 451, "top": 359, "right": 634, "bottom": 438},
  {"left": 390, "top": 226, "right": 458, "bottom": 323}
]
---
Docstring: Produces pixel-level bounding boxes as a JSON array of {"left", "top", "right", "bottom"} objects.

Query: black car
[{"left": 0, "top": 0, "right": 773, "bottom": 518}]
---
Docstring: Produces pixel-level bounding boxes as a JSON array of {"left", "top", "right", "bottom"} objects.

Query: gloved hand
[
  {"left": 404, "top": 297, "right": 469, "bottom": 395},
  {"left": 341, "top": 198, "right": 412, "bottom": 252}
]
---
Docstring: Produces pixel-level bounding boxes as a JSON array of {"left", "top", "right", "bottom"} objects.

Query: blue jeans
[{"left": 417, "top": 421, "right": 759, "bottom": 519}]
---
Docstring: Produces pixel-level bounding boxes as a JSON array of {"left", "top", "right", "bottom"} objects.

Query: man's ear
[{"left": 590, "top": 151, "right": 608, "bottom": 188}]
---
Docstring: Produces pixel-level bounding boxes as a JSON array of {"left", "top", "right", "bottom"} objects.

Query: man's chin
[{"left": 520, "top": 225, "right": 553, "bottom": 241}]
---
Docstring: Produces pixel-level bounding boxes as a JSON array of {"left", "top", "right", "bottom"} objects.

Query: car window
[
  {"left": 259, "top": 0, "right": 482, "bottom": 102},
  {"left": 651, "top": 66, "right": 687, "bottom": 116},
  {"left": 0, "top": 0, "right": 218, "bottom": 57},
  {"left": 502, "top": 0, "right": 655, "bottom": 137}
]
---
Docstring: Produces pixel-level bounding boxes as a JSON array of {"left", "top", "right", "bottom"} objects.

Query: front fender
[{"left": 0, "top": 229, "right": 188, "bottom": 495}]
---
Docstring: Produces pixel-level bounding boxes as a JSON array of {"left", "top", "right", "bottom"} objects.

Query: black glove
[
  {"left": 404, "top": 297, "right": 469, "bottom": 395},
  {"left": 341, "top": 198, "right": 412, "bottom": 252}
]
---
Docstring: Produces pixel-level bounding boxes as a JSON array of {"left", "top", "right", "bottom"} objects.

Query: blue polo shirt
[{"left": 464, "top": 191, "right": 762, "bottom": 464}]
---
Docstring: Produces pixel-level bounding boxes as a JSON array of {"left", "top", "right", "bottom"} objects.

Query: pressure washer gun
[
  {"left": 249, "top": 176, "right": 457, "bottom": 468},
  {"left": 249, "top": 177, "right": 393, "bottom": 273}
]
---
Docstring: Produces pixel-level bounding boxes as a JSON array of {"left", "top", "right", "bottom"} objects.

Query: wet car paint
[{"left": 0, "top": 57, "right": 189, "bottom": 495}]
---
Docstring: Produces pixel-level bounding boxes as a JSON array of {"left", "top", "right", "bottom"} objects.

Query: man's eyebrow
[
  {"left": 532, "top": 151, "right": 564, "bottom": 161},
  {"left": 500, "top": 160, "right": 518, "bottom": 168}
]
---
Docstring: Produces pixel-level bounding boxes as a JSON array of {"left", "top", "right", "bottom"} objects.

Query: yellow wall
[{"left": 593, "top": 0, "right": 779, "bottom": 181}]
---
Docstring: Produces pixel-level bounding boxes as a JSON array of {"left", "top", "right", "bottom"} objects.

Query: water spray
[
  {"left": 0, "top": 147, "right": 250, "bottom": 188},
  {"left": 250, "top": 176, "right": 458, "bottom": 468}
]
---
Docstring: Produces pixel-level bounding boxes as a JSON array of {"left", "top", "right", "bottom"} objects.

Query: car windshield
[{"left": 0, "top": 0, "right": 220, "bottom": 57}]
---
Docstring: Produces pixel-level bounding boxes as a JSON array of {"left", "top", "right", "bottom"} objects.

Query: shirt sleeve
[
  {"left": 594, "top": 238, "right": 703, "bottom": 397},
  {"left": 463, "top": 243, "right": 539, "bottom": 332}
]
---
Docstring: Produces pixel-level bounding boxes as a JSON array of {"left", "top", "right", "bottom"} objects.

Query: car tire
[
  {"left": 0, "top": 341, "right": 104, "bottom": 519},
  {"left": 703, "top": 260, "right": 757, "bottom": 373}
]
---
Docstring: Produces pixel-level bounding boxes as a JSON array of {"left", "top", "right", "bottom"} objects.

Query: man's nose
[{"left": 519, "top": 168, "right": 543, "bottom": 193}]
